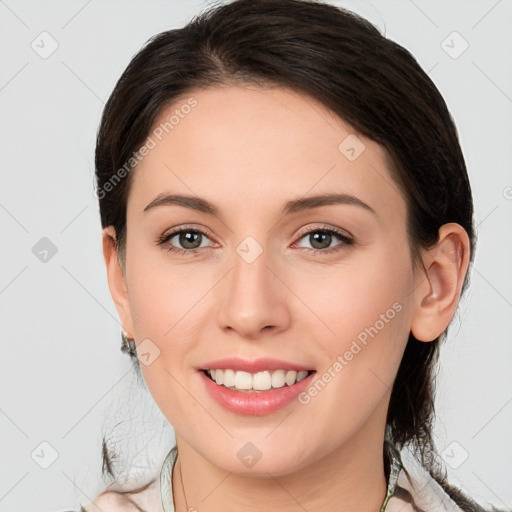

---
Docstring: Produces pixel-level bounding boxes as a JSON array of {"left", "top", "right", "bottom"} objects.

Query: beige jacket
[{"left": 81, "top": 441, "right": 491, "bottom": 512}]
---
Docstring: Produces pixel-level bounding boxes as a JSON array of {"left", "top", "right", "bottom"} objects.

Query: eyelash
[{"left": 156, "top": 224, "right": 354, "bottom": 256}]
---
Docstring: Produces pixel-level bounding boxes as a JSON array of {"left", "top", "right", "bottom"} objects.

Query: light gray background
[{"left": 0, "top": 1, "right": 511, "bottom": 511}]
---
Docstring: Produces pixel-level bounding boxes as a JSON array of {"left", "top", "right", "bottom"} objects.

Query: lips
[
  {"left": 199, "top": 357, "right": 314, "bottom": 373},
  {"left": 198, "top": 357, "right": 316, "bottom": 416}
]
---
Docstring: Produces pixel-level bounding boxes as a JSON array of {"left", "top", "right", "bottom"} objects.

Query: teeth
[
  {"left": 271, "top": 369, "right": 285, "bottom": 388},
  {"left": 222, "top": 369, "right": 235, "bottom": 387},
  {"left": 296, "top": 370, "right": 309, "bottom": 382},
  {"left": 206, "top": 368, "right": 311, "bottom": 391},
  {"left": 253, "top": 370, "right": 272, "bottom": 391},
  {"left": 285, "top": 370, "right": 297, "bottom": 386},
  {"left": 234, "top": 371, "right": 253, "bottom": 390},
  {"left": 213, "top": 369, "right": 223, "bottom": 385}
]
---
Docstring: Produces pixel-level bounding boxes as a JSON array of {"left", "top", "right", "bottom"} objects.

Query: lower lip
[{"left": 199, "top": 370, "right": 316, "bottom": 416}]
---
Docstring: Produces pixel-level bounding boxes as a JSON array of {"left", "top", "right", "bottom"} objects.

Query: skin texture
[{"left": 102, "top": 85, "right": 470, "bottom": 512}]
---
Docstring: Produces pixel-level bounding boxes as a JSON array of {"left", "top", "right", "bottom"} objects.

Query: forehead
[{"left": 129, "top": 85, "right": 405, "bottom": 223}]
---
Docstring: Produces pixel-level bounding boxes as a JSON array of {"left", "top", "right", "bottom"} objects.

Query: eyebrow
[{"left": 143, "top": 192, "right": 377, "bottom": 217}]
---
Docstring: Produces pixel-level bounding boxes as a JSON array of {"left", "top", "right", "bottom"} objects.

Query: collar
[{"left": 160, "top": 440, "right": 404, "bottom": 512}]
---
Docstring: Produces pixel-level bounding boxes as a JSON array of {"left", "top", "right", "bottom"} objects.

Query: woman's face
[{"left": 116, "top": 85, "right": 423, "bottom": 475}]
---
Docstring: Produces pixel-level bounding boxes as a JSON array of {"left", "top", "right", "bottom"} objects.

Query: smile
[
  {"left": 204, "top": 368, "right": 313, "bottom": 392},
  {"left": 199, "top": 367, "right": 317, "bottom": 416}
]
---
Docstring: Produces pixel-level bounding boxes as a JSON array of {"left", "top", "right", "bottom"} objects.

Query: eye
[
  {"left": 156, "top": 224, "right": 354, "bottom": 256},
  {"left": 156, "top": 226, "right": 214, "bottom": 255},
  {"left": 293, "top": 225, "right": 354, "bottom": 254}
]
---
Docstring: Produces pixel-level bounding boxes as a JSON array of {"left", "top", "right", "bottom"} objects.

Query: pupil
[
  {"left": 311, "top": 232, "right": 330, "bottom": 249},
  {"left": 180, "top": 231, "right": 201, "bottom": 249}
]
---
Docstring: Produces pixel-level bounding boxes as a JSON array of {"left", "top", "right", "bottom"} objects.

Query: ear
[
  {"left": 102, "top": 226, "right": 134, "bottom": 337},
  {"left": 410, "top": 223, "right": 471, "bottom": 342}
]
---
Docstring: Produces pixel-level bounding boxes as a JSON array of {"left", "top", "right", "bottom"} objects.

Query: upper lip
[{"left": 199, "top": 357, "right": 314, "bottom": 373}]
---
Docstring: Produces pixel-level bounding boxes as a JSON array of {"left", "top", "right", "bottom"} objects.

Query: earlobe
[
  {"left": 102, "top": 226, "right": 134, "bottom": 337},
  {"left": 410, "top": 223, "right": 471, "bottom": 342}
]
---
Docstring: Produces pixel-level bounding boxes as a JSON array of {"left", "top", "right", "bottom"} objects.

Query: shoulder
[
  {"left": 81, "top": 478, "right": 163, "bottom": 512},
  {"left": 81, "top": 491, "right": 137, "bottom": 512}
]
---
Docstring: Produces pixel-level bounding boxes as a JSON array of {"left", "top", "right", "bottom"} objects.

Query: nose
[{"left": 216, "top": 246, "right": 291, "bottom": 340}]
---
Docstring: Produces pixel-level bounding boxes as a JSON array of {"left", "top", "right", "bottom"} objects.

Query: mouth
[
  {"left": 201, "top": 368, "right": 316, "bottom": 393},
  {"left": 198, "top": 360, "right": 317, "bottom": 416}
]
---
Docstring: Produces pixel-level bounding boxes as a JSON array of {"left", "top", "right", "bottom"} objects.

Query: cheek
[
  {"left": 126, "top": 239, "right": 211, "bottom": 339},
  {"left": 304, "top": 245, "right": 412, "bottom": 352},
  {"left": 125, "top": 255, "right": 213, "bottom": 425},
  {"left": 301, "top": 247, "right": 413, "bottom": 408}
]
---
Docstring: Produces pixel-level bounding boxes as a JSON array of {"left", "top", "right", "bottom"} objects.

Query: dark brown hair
[{"left": 95, "top": 0, "right": 496, "bottom": 509}]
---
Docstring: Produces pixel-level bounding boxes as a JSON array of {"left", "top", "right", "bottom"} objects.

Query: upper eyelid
[
  {"left": 294, "top": 224, "right": 352, "bottom": 239},
  {"left": 164, "top": 224, "right": 215, "bottom": 242}
]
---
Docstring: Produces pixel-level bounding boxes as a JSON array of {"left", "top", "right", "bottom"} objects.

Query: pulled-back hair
[{"left": 95, "top": 1, "right": 492, "bottom": 509}]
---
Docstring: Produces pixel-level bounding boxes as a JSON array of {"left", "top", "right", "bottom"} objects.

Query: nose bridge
[{"left": 217, "top": 238, "right": 289, "bottom": 337}]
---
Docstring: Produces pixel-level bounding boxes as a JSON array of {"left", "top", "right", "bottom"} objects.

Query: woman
[{"left": 82, "top": 0, "right": 504, "bottom": 510}]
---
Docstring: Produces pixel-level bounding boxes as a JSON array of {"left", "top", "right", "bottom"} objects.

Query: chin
[{"left": 199, "top": 441, "right": 315, "bottom": 478}]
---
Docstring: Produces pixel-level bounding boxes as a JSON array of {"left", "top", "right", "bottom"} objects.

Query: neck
[{"left": 171, "top": 424, "right": 388, "bottom": 512}]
